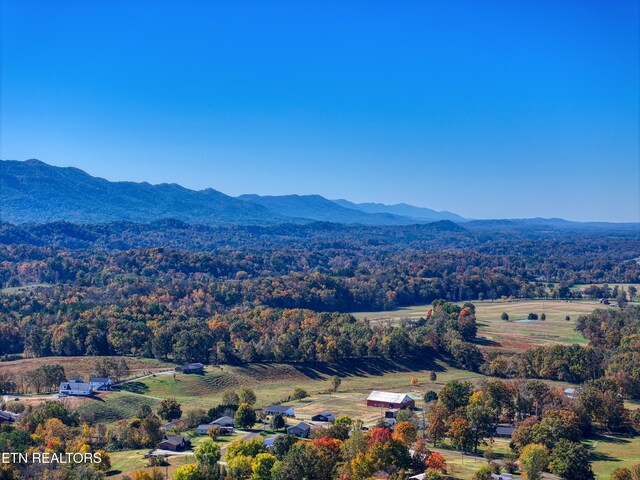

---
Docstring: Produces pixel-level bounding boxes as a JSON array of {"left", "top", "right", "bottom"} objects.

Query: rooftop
[{"left": 367, "top": 391, "right": 412, "bottom": 403}]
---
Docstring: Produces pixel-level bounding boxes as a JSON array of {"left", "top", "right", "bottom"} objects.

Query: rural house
[
  {"left": 311, "top": 412, "right": 335, "bottom": 422},
  {"left": 157, "top": 435, "right": 191, "bottom": 452},
  {"left": 89, "top": 377, "right": 112, "bottom": 391},
  {"left": 264, "top": 404, "right": 295, "bottom": 417},
  {"left": 59, "top": 381, "right": 93, "bottom": 397},
  {"left": 494, "top": 425, "right": 515, "bottom": 437},
  {"left": 366, "top": 391, "right": 415, "bottom": 409},
  {"left": 175, "top": 363, "right": 204, "bottom": 374},
  {"left": 197, "top": 416, "right": 235, "bottom": 435},
  {"left": 286, "top": 421, "right": 311, "bottom": 438}
]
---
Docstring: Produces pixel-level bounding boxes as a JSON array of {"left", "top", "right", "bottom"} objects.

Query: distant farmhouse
[
  {"left": 286, "top": 421, "right": 311, "bottom": 438},
  {"left": 59, "top": 380, "right": 93, "bottom": 397},
  {"left": 366, "top": 391, "right": 415, "bottom": 409},
  {"left": 89, "top": 377, "right": 112, "bottom": 391},
  {"left": 59, "top": 376, "right": 113, "bottom": 397},
  {"left": 494, "top": 425, "right": 515, "bottom": 437},
  {"left": 197, "top": 416, "right": 235, "bottom": 435},
  {"left": 175, "top": 363, "right": 204, "bottom": 374},
  {"left": 157, "top": 434, "right": 191, "bottom": 452},
  {"left": 264, "top": 404, "right": 295, "bottom": 417}
]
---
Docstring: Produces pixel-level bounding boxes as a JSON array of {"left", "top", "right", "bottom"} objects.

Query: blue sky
[{"left": 1, "top": 1, "right": 638, "bottom": 221}]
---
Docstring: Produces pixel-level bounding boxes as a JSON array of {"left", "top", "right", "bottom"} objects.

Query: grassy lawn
[
  {"left": 441, "top": 452, "right": 489, "bottom": 480},
  {"left": 353, "top": 299, "right": 611, "bottom": 351},
  {"left": 107, "top": 449, "right": 193, "bottom": 479},
  {"left": 584, "top": 433, "right": 640, "bottom": 479}
]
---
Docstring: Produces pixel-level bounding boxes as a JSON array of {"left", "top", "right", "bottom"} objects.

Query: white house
[
  {"left": 59, "top": 381, "right": 93, "bottom": 396},
  {"left": 89, "top": 377, "right": 112, "bottom": 391}
]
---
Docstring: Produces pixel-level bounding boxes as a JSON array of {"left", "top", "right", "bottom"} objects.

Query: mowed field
[
  {"left": 584, "top": 434, "right": 640, "bottom": 478},
  {"left": 354, "top": 299, "right": 612, "bottom": 351}
]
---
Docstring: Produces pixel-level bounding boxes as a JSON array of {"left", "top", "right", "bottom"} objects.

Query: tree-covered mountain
[
  {"left": 0, "top": 160, "right": 449, "bottom": 226},
  {"left": 0, "top": 159, "right": 293, "bottom": 225}
]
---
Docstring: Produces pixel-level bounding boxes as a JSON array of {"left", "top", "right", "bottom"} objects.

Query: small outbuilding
[
  {"left": 0, "top": 412, "right": 15, "bottom": 424},
  {"left": 175, "top": 363, "right": 204, "bottom": 374},
  {"left": 311, "top": 412, "right": 335, "bottom": 422}
]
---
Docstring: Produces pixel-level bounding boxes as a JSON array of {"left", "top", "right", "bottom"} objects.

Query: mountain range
[{"left": 1, "top": 160, "right": 637, "bottom": 229}]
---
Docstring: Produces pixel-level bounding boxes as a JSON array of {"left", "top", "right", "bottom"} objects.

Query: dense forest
[{"left": 1, "top": 221, "right": 639, "bottom": 399}]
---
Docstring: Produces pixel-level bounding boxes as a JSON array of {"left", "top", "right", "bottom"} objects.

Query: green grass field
[
  {"left": 584, "top": 434, "right": 640, "bottom": 479},
  {"left": 108, "top": 448, "right": 193, "bottom": 479},
  {"left": 76, "top": 392, "right": 161, "bottom": 423},
  {"left": 354, "top": 299, "right": 611, "bottom": 351}
]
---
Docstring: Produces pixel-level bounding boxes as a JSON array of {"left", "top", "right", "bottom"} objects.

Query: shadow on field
[
  {"left": 292, "top": 356, "right": 445, "bottom": 380},
  {"left": 474, "top": 337, "right": 501, "bottom": 347},
  {"left": 119, "top": 381, "right": 149, "bottom": 394}
]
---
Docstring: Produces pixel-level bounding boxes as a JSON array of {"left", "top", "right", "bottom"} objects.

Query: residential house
[
  {"left": 197, "top": 416, "right": 235, "bottom": 435},
  {"left": 264, "top": 404, "right": 295, "bottom": 417},
  {"left": 59, "top": 381, "right": 93, "bottom": 396},
  {"left": 89, "top": 377, "right": 112, "bottom": 391},
  {"left": 157, "top": 435, "right": 191, "bottom": 452},
  {"left": 286, "top": 421, "right": 311, "bottom": 438},
  {"left": 494, "top": 425, "right": 515, "bottom": 437}
]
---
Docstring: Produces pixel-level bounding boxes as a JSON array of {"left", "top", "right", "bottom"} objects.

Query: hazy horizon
[{"left": 1, "top": 1, "right": 639, "bottom": 222}]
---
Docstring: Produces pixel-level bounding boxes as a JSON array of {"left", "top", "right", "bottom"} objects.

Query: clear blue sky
[{"left": 1, "top": 1, "right": 638, "bottom": 221}]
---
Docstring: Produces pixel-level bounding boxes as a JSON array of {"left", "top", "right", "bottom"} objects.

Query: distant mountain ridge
[
  {"left": 237, "top": 194, "right": 421, "bottom": 225},
  {"left": 1, "top": 160, "right": 636, "bottom": 229},
  {"left": 0, "top": 159, "right": 286, "bottom": 225},
  {"left": 332, "top": 199, "right": 465, "bottom": 222},
  {"left": 1, "top": 159, "right": 450, "bottom": 226}
]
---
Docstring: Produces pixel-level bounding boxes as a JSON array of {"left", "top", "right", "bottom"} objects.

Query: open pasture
[
  {"left": 0, "top": 355, "right": 173, "bottom": 382},
  {"left": 354, "top": 299, "right": 611, "bottom": 351},
  {"left": 111, "top": 358, "right": 574, "bottom": 425}
]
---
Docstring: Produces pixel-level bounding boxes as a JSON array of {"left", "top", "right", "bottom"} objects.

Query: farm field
[
  {"left": 108, "top": 358, "right": 575, "bottom": 425},
  {"left": 353, "top": 299, "right": 611, "bottom": 351},
  {"left": 0, "top": 356, "right": 173, "bottom": 383}
]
